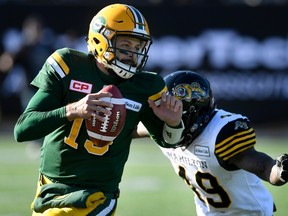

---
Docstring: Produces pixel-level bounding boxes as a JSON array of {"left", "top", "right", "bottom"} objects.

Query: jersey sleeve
[
  {"left": 31, "top": 48, "right": 71, "bottom": 96},
  {"left": 14, "top": 48, "right": 74, "bottom": 142},
  {"left": 215, "top": 117, "right": 256, "bottom": 161},
  {"left": 139, "top": 72, "right": 166, "bottom": 131},
  {"left": 14, "top": 89, "right": 67, "bottom": 142}
]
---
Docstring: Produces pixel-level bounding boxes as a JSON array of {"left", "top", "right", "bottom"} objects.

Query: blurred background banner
[{"left": 1, "top": 1, "right": 288, "bottom": 124}]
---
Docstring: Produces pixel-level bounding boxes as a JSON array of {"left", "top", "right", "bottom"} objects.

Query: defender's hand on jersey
[
  {"left": 66, "top": 92, "right": 113, "bottom": 121},
  {"left": 276, "top": 154, "right": 288, "bottom": 183},
  {"left": 148, "top": 92, "right": 183, "bottom": 127}
]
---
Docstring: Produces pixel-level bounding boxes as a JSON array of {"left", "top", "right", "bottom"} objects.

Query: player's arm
[
  {"left": 147, "top": 91, "right": 183, "bottom": 127},
  {"left": 14, "top": 89, "right": 68, "bottom": 142},
  {"left": 15, "top": 49, "right": 113, "bottom": 142},
  {"left": 65, "top": 91, "right": 112, "bottom": 121},
  {"left": 133, "top": 96, "right": 183, "bottom": 141},
  {"left": 14, "top": 89, "right": 112, "bottom": 142},
  {"left": 132, "top": 121, "right": 149, "bottom": 138},
  {"left": 217, "top": 118, "right": 288, "bottom": 186},
  {"left": 229, "top": 147, "right": 287, "bottom": 186},
  {"left": 144, "top": 91, "right": 184, "bottom": 146},
  {"left": 137, "top": 74, "right": 183, "bottom": 146}
]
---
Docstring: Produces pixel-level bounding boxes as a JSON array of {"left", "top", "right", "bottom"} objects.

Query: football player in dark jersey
[
  {"left": 14, "top": 4, "right": 184, "bottom": 215},
  {"left": 136, "top": 70, "right": 288, "bottom": 215}
]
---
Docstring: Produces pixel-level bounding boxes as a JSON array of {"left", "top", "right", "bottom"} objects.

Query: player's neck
[
  {"left": 97, "top": 61, "right": 109, "bottom": 76},
  {"left": 97, "top": 61, "right": 120, "bottom": 78}
]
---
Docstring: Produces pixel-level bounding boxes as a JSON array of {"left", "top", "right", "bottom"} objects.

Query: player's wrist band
[
  {"left": 162, "top": 120, "right": 184, "bottom": 145},
  {"left": 166, "top": 121, "right": 182, "bottom": 128}
]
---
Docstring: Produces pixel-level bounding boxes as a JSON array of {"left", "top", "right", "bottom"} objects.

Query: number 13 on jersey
[{"left": 64, "top": 118, "right": 111, "bottom": 155}]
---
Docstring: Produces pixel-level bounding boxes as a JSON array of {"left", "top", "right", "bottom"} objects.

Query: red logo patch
[{"left": 69, "top": 80, "right": 92, "bottom": 94}]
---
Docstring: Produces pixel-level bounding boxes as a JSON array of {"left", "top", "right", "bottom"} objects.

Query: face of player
[{"left": 115, "top": 35, "right": 145, "bottom": 68}]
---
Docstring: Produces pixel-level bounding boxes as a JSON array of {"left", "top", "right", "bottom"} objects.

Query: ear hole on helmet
[{"left": 93, "top": 38, "right": 100, "bottom": 44}]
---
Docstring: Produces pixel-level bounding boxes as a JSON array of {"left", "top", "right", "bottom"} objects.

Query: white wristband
[{"left": 162, "top": 120, "right": 184, "bottom": 145}]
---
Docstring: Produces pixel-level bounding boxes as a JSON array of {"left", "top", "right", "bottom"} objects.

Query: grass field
[{"left": 0, "top": 133, "right": 287, "bottom": 216}]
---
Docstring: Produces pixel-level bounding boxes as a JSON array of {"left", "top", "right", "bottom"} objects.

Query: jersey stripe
[
  {"left": 99, "top": 97, "right": 125, "bottom": 105},
  {"left": 149, "top": 86, "right": 167, "bottom": 107},
  {"left": 48, "top": 52, "right": 69, "bottom": 78},
  {"left": 87, "top": 130, "right": 115, "bottom": 141},
  {"left": 52, "top": 52, "right": 69, "bottom": 75},
  {"left": 215, "top": 128, "right": 256, "bottom": 161},
  {"left": 222, "top": 141, "right": 255, "bottom": 161},
  {"left": 98, "top": 199, "right": 116, "bottom": 216},
  {"left": 47, "top": 56, "right": 65, "bottom": 78},
  {"left": 216, "top": 128, "right": 254, "bottom": 149},
  {"left": 216, "top": 129, "right": 255, "bottom": 151},
  {"left": 219, "top": 138, "right": 256, "bottom": 160}
]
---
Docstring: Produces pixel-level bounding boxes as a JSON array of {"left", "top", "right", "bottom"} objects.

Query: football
[{"left": 85, "top": 85, "right": 126, "bottom": 147}]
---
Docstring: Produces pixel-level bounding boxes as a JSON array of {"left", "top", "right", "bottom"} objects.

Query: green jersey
[{"left": 14, "top": 48, "right": 167, "bottom": 193}]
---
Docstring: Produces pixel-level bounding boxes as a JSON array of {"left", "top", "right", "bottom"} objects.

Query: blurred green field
[{"left": 0, "top": 134, "right": 287, "bottom": 216}]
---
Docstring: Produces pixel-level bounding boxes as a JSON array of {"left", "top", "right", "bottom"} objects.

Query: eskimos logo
[{"left": 91, "top": 17, "right": 106, "bottom": 32}]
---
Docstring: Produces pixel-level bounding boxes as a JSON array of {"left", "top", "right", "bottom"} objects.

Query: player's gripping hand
[
  {"left": 148, "top": 92, "right": 182, "bottom": 127},
  {"left": 66, "top": 92, "right": 113, "bottom": 121},
  {"left": 276, "top": 154, "right": 288, "bottom": 183}
]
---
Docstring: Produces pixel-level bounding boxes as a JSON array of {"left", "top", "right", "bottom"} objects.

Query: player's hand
[
  {"left": 66, "top": 91, "right": 113, "bottom": 121},
  {"left": 276, "top": 154, "right": 288, "bottom": 183},
  {"left": 148, "top": 92, "right": 183, "bottom": 127}
]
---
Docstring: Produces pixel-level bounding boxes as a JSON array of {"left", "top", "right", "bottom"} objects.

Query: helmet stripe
[{"left": 126, "top": 5, "right": 145, "bottom": 30}]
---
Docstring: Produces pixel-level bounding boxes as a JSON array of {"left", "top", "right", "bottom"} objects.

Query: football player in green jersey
[{"left": 13, "top": 4, "right": 184, "bottom": 216}]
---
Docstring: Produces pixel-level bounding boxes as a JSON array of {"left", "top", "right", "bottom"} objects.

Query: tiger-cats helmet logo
[{"left": 173, "top": 82, "right": 206, "bottom": 102}]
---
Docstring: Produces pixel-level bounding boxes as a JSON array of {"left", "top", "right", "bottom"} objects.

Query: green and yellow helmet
[{"left": 87, "top": 4, "right": 152, "bottom": 79}]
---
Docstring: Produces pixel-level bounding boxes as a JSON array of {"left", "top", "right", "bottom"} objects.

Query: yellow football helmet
[{"left": 87, "top": 4, "right": 152, "bottom": 79}]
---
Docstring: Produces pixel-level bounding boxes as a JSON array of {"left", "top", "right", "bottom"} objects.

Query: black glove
[{"left": 276, "top": 154, "right": 288, "bottom": 183}]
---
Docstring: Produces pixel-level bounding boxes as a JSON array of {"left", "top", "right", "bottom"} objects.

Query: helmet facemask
[
  {"left": 181, "top": 102, "right": 214, "bottom": 147},
  {"left": 106, "top": 32, "right": 152, "bottom": 79}
]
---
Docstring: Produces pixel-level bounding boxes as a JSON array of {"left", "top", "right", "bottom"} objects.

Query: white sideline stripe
[
  {"left": 99, "top": 97, "right": 125, "bottom": 105},
  {"left": 87, "top": 130, "right": 115, "bottom": 141},
  {"left": 98, "top": 199, "right": 116, "bottom": 216},
  {"left": 47, "top": 56, "right": 66, "bottom": 78}
]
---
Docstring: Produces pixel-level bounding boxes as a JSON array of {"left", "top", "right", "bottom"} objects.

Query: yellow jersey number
[{"left": 64, "top": 118, "right": 111, "bottom": 155}]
